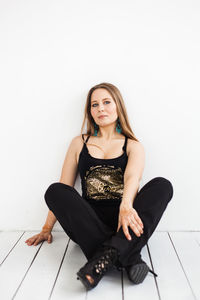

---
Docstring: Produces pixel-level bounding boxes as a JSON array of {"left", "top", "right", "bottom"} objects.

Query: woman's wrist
[
  {"left": 42, "top": 225, "right": 52, "bottom": 232},
  {"left": 120, "top": 201, "right": 133, "bottom": 210}
]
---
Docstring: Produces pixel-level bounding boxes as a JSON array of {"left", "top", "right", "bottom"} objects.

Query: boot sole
[
  {"left": 76, "top": 271, "right": 95, "bottom": 290},
  {"left": 127, "top": 263, "right": 149, "bottom": 284}
]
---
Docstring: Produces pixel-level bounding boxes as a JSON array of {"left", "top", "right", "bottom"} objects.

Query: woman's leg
[
  {"left": 102, "top": 177, "right": 174, "bottom": 267},
  {"left": 44, "top": 182, "right": 114, "bottom": 260}
]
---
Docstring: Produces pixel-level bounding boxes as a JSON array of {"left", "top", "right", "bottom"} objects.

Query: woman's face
[{"left": 90, "top": 88, "right": 118, "bottom": 127}]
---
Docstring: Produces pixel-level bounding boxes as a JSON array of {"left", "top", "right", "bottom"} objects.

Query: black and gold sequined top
[{"left": 78, "top": 134, "right": 128, "bottom": 206}]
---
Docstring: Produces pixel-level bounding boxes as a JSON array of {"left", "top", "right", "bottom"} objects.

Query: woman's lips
[{"left": 98, "top": 115, "right": 107, "bottom": 119}]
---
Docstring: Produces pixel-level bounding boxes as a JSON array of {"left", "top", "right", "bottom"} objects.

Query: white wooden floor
[{"left": 0, "top": 231, "right": 200, "bottom": 300}]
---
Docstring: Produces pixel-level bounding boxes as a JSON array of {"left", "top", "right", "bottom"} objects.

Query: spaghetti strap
[
  {"left": 85, "top": 135, "right": 90, "bottom": 143},
  {"left": 122, "top": 136, "right": 128, "bottom": 152},
  {"left": 82, "top": 134, "right": 90, "bottom": 144}
]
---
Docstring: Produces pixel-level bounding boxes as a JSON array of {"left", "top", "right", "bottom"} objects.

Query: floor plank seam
[
  {"left": 0, "top": 231, "right": 26, "bottom": 267},
  {"left": 12, "top": 241, "right": 44, "bottom": 300},
  {"left": 147, "top": 242, "right": 161, "bottom": 300},
  {"left": 167, "top": 232, "right": 198, "bottom": 300},
  {"left": 48, "top": 238, "right": 70, "bottom": 300}
]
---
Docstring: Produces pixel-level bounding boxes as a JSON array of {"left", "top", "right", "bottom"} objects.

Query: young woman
[{"left": 25, "top": 82, "right": 174, "bottom": 290}]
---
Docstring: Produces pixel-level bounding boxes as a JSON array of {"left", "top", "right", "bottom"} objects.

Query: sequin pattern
[{"left": 84, "top": 165, "right": 124, "bottom": 201}]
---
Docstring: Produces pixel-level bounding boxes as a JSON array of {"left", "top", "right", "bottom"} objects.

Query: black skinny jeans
[{"left": 44, "top": 177, "right": 173, "bottom": 268}]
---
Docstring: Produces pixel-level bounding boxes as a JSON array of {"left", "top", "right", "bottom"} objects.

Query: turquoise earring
[
  {"left": 93, "top": 118, "right": 122, "bottom": 136},
  {"left": 116, "top": 117, "right": 122, "bottom": 133},
  {"left": 93, "top": 121, "right": 99, "bottom": 136}
]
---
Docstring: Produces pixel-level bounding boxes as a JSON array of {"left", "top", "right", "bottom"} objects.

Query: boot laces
[{"left": 93, "top": 249, "right": 117, "bottom": 276}]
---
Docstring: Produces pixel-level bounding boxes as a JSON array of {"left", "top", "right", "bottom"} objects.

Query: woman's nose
[{"left": 98, "top": 105, "right": 104, "bottom": 111}]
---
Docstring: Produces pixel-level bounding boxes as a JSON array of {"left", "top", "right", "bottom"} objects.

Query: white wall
[{"left": 0, "top": 0, "right": 199, "bottom": 231}]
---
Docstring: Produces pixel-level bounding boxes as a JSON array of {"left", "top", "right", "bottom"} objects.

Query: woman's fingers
[
  {"left": 25, "top": 232, "right": 51, "bottom": 246},
  {"left": 25, "top": 235, "right": 36, "bottom": 243},
  {"left": 129, "top": 219, "right": 143, "bottom": 236},
  {"left": 121, "top": 218, "right": 143, "bottom": 239},
  {"left": 119, "top": 207, "right": 144, "bottom": 240},
  {"left": 133, "top": 211, "right": 144, "bottom": 228},
  {"left": 28, "top": 238, "right": 38, "bottom": 246},
  {"left": 33, "top": 238, "right": 41, "bottom": 245},
  {"left": 26, "top": 237, "right": 36, "bottom": 245},
  {"left": 47, "top": 233, "right": 52, "bottom": 243},
  {"left": 117, "top": 217, "right": 121, "bottom": 232},
  {"left": 133, "top": 218, "right": 144, "bottom": 234},
  {"left": 122, "top": 222, "right": 132, "bottom": 240},
  {"left": 137, "top": 216, "right": 144, "bottom": 229}
]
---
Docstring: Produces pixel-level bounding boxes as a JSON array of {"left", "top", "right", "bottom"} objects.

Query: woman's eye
[{"left": 92, "top": 101, "right": 110, "bottom": 107}]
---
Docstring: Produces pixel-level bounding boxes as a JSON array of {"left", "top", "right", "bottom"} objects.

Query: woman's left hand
[{"left": 117, "top": 203, "right": 144, "bottom": 240}]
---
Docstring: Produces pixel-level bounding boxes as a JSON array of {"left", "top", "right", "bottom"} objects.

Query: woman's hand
[
  {"left": 25, "top": 229, "right": 53, "bottom": 246},
  {"left": 117, "top": 203, "right": 144, "bottom": 240}
]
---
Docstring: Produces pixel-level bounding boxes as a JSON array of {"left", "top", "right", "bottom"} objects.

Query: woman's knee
[
  {"left": 44, "top": 182, "right": 74, "bottom": 204},
  {"left": 44, "top": 182, "right": 61, "bottom": 204},
  {"left": 153, "top": 177, "right": 174, "bottom": 201}
]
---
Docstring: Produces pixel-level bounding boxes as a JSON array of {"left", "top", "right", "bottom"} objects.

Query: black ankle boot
[
  {"left": 125, "top": 258, "right": 158, "bottom": 284},
  {"left": 76, "top": 246, "right": 120, "bottom": 290}
]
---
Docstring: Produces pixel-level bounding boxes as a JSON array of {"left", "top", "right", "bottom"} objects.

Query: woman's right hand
[{"left": 25, "top": 230, "right": 53, "bottom": 246}]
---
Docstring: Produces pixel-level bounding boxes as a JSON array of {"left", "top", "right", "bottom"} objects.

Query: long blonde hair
[{"left": 81, "top": 82, "right": 139, "bottom": 142}]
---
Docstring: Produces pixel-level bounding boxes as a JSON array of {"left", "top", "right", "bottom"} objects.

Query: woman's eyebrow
[{"left": 91, "top": 97, "right": 111, "bottom": 103}]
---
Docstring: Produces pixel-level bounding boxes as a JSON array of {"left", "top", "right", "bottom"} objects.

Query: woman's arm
[
  {"left": 42, "top": 135, "right": 80, "bottom": 232},
  {"left": 42, "top": 210, "right": 57, "bottom": 232},
  {"left": 121, "top": 140, "right": 145, "bottom": 207},
  {"left": 117, "top": 141, "right": 145, "bottom": 240},
  {"left": 121, "top": 179, "right": 140, "bottom": 208},
  {"left": 42, "top": 210, "right": 57, "bottom": 231},
  {"left": 59, "top": 136, "right": 79, "bottom": 187}
]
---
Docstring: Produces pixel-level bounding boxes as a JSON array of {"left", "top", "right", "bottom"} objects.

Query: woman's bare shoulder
[
  {"left": 73, "top": 134, "right": 89, "bottom": 144},
  {"left": 126, "top": 138, "right": 144, "bottom": 155},
  {"left": 127, "top": 137, "right": 142, "bottom": 145},
  {"left": 72, "top": 134, "right": 89, "bottom": 163}
]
